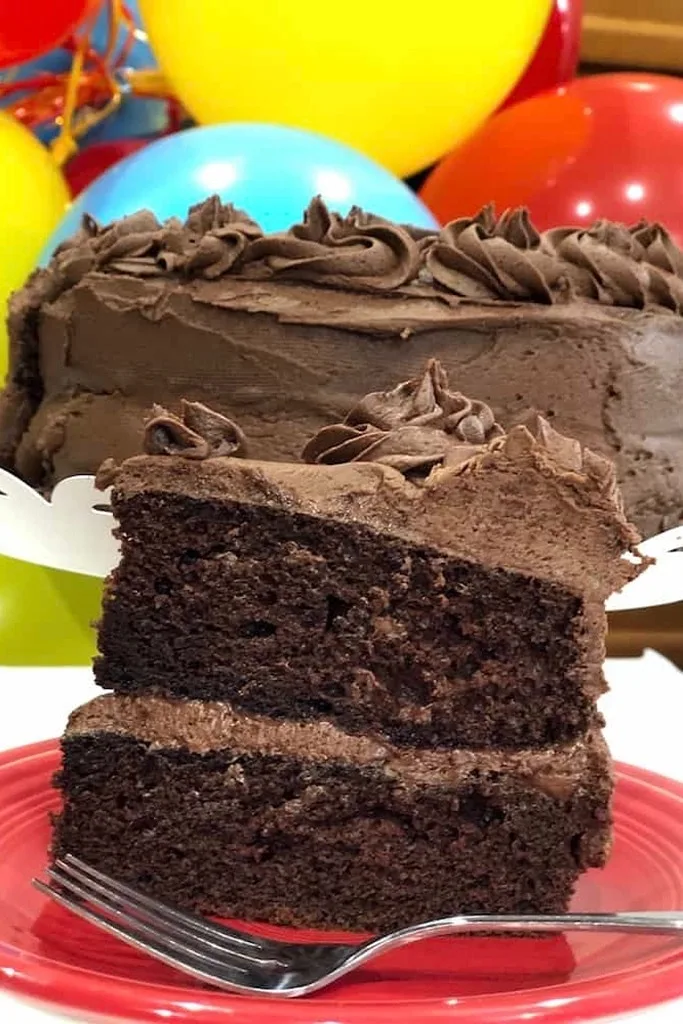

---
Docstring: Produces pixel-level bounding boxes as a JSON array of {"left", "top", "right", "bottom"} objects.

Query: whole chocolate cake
[
  {"left": 54, "top": 362, "right": 643, "bottom": 932},
  {"left": 2, "top": 197, "right": 683, "bottom": 538}
]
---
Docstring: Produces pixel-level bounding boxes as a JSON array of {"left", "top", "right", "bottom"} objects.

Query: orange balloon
[
  {"left": 421, "top": 74, "right": 683, "bottom": 243},
  {"left": 420, "top": 88, "right": 590, "bottom": 223}
]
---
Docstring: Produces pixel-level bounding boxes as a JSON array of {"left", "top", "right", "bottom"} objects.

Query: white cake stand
[{"left": 1, "top": 468, "right": 682, "bottom": 611}]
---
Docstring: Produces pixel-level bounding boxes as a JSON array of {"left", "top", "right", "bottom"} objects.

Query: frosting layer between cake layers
[
  {"left": 66, "top": 692, "right": 606, "bottom": 793},
  {"left": 56, "top": 693, "right": 612, "bottom": 931},
  {"left": 2, "top": 198, "right": 683, "bottom": 536}
]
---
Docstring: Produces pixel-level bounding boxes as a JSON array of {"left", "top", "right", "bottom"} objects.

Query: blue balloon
[{"left": 42, "top": 123, "right": 438, "bottom": 258}]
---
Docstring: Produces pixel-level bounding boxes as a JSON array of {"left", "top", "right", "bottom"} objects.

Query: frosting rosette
[
  {"left": 425, "top": 206, "right": 571, "bottom": 302},
  {"left": 302, "top": 359, "right": 503, "bottom": 474},
  {"left": 52, "top": 196, "right": 262, "bottom": 284},
  {"left": 43, "top": 194, "right": 683, "bottom": 312},
  {"left": 242, "top": 196, "right": 420, "bottom": 290},
  {"left": 144, "top": 400, "right": 248, "bottom": 459},
  {"left": 425, "top": 204, "right": 683, "bottom": 311}
]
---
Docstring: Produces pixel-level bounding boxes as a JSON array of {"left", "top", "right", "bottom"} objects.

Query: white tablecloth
[{"left": 1, "top": 652, "right": 681, "bottom": 1023}]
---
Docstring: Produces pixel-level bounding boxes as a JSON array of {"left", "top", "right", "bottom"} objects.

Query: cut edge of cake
[
  {"left": 51, "top": 359, "right": 638, "bottom": 931},
  {"left": 55, "top": 693, "right": 612, "bottom": 932}
]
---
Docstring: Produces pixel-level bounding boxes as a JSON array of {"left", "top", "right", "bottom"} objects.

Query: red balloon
[
  {"left": 0, "top": 1, "right": 99, "bottom": 69},
  {"left": 64, "top": 139, "right": 149, "bottom": 197},
  {"left": 420, "top": 74, "right": 683, "bottom": 244},
  {"left": 500, "top": 0, "right": 582, "bottom": 110}
]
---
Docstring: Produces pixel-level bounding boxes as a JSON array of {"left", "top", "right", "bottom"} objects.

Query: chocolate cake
[
  {"left": 54, "top": 363, "right": 644, "bottom": 932},
  {"left": 57, "top": 703, "right": 612, "bottom": 932},
  {"left": 3, "top": 197, "right": 683, "bottom": 538}
]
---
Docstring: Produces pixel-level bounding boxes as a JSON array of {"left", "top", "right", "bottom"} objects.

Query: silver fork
[{"left": 34, "top": 856, "right": 683, "bottom": 999}]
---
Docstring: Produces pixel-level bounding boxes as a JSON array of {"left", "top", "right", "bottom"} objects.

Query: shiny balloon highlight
[
  {"left": 420, "top": 74, "right": 683, "bottom": 243},
  {"left": 44, "top": 122, "right": 438, "bottom": 257}
]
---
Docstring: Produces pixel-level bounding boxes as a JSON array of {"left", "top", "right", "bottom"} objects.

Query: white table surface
[{"left": 0, "top": 652, "right": 681, "bottom": 1023}]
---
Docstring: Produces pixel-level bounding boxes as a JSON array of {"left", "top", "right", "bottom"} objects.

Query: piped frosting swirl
[
  {"left": 52, "top": 197, "right": 262, "bottom": 284},
  {"left": 144, "top": 400, "right": 248, "bottom": 459},
  {"left": 43, "top": 194, "right": 683, "bottom": 313},
  {"left": 242, "top": 196, "right": 420, "bottom": 290},
  {"left": 426, "top": 205, "right": 683, "bottom": 311},
  {"left": 302, "top": 358, "right": 623, "bottom": 507},
  {"left": 302, "top": 359, "right": 504, "bottom": 474},
  {"left": 95, "top": 400, "right": 248, "bottom": 489}
]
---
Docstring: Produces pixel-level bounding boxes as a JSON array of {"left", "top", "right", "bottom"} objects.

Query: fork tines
[{"left": 34, "top": 856, "right": 292, "bottom": 991}]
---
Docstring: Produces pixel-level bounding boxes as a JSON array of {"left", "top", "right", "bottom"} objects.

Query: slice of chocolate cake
[
  {"left": 92, "top": 363, "right": 642, "bottom": 748},
  {"left": 54, "top": 362, "right": 643, "bottom": 931}
]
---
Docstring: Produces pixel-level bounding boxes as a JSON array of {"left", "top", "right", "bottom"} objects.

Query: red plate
[{"left": 0, "top": 740, "right": 682, "bottom": 1023}]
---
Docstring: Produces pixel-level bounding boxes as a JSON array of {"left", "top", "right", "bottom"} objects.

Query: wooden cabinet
[
  {"left": 583, "top": 1, "right": 683, "bottom": 71},
  {"left": 579, "top": 5, "right": 683, "bottom": 662},
  {"left": 608, "top": 603, "right": 683, "bottom": 668}
]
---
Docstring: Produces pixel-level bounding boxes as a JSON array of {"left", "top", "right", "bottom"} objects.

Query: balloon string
[
  {"left": 0, "top": 0, "right": 177, "bottom": 164},
  {"left": 107, "top": 0, "right": 122, "bottom": 61},
  {"left": 107, "top": 0, "right": 134, "bottom": 64},
  {"left": 51, "top": 44, "right": 87, "bottom": 164},
  {"left": 126, "top": 69, "right": 170, "bottom": 98}
]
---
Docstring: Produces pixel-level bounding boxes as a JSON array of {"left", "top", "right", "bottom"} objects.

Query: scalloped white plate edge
[
  {"left": 1, "top": 469, "right": 681, "bottom": 610},
  {"left": 0, "top": 472, "right": 118, "bottom": 579}
]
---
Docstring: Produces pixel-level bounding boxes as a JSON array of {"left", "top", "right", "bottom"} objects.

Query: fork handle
[{"left": 367, "top": 911, "right": 683, "bottom": 950}]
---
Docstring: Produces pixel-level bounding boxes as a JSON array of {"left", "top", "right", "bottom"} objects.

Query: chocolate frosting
[
  {"left": 94, "top": 399, "right": 248, "bottom": 489},
  {"left": 66, "top": 692, "right": 608, "bottom": 794},
  {"left": 52, "top": 196, "right": 262, "bottom": 283},
  {"left": 300, "top": 358, "right": 626, "bottom": 517},
  {"left": 425, "top": 205, "right": 683, "bottom": 311},
  {"left": 490, "top": 417, "right": 623, "bottom": 509},
  {"left": 39, "top": 194, "right": 683, "bottom": 311},
  {"left": 302, "top": 359, "right": 503, "bottom": 474},
  {"left": 144, "top": 400, "right": 248, "bottom": 459},
  {"left": 5, "top": 192, "right": 683, "bottom": 540},
  {"left": 243, "top": 196, "right": 420, "bottom": 291},
  {"left": 426, "top": 207, "right": 568, "bottom": 303}
]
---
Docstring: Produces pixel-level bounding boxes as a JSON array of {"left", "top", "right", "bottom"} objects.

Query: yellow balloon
[
  {"left": 140, "top": 0, "right": 552, "bottom": 178},
  {"left": 0, "top": 112, "right": 69, "bottom": 378},
  {"left": 0, "top": 556, "right": 101, "bottom": 665}
]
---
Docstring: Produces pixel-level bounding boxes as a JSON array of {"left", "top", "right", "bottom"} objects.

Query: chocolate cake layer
[
  {"left": 54, "top": 695, "right": 612, "bottom": 932},
  {"left": 94, "top": 506, "right": 595, "bottom": 749},
  {"left": 3, "top": 198, "right": 683, "bottom": 536}
]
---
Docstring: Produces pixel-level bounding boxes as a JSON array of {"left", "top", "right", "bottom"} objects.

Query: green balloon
[{"left": 0, "top": 556, "right": 102, "bottom": 665}]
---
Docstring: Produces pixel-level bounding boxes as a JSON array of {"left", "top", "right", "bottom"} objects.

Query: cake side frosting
[{"left": 4, "top": 197, "right": 683, "bottom": 538}]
